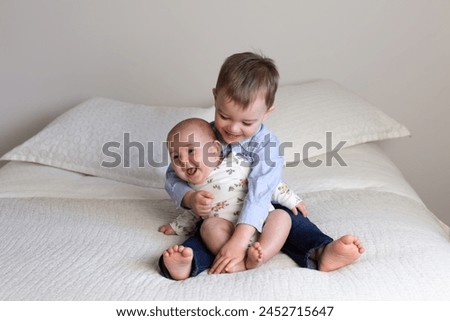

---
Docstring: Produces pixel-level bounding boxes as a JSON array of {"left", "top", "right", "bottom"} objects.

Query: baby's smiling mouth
[{"left": 186, "top": 167, "right": 198, "bottom": 176}]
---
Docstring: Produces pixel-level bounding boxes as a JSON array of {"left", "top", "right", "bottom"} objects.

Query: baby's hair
[
  {"left": 167, "top": 118, "right": 217, "bottom": 143},
  {"left": 215, "top": 52, "right": 279, "bottom": 109}
]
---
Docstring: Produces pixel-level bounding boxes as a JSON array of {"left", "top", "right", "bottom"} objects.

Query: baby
[{"left": 159, "top": 118, "right": 305, "bottom": 272}]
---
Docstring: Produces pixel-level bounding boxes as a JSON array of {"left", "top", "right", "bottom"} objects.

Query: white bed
[{"left": 1, "top": 80, "right": 449, "bottom": 300}]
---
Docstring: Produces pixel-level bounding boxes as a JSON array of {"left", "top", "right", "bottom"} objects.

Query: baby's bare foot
[
  {"left": 162, "top": 245, "right": 193, "bottom": 280},
  {"left": 245, "top": 242, "right": 264, "bottom": 270},
  {"left": 318, "top": 235, "right": 365, "bottom": 272}
]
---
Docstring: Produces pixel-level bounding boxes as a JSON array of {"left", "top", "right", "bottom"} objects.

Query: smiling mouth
[
  {"left": 186, "top": 167, "right": 197, "bottom": 176},
  {"left": 225, "top": 132, "right": 241, "bottom": 139}
]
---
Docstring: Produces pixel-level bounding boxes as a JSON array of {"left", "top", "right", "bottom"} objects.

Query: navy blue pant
[{"left": 159, "top": 204, "right": 333, "bottom": 279}]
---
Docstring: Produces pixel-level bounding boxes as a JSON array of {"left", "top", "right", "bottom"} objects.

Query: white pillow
[
  {"left": 1, "top": 98, "right": 215, "bottom": 188},
  {"left": 266, "top": 79, "right": 410, "bottom": 164},
  {"left": 1, "top": 80, "right": 410, "bottom": 187}
]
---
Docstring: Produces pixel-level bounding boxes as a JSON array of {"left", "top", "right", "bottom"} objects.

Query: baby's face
[{"left": 168, "top": 128, "right": 220, "bottom": 185}]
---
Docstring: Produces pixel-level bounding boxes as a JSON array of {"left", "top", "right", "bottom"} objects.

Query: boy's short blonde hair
[{"left": 215, "top": 52, "right": 279, "bottom": 109}]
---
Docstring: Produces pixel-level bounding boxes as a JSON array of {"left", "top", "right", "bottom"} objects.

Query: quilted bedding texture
[{"left": 1, "top": 189, "right": 449, "bottom": 301}]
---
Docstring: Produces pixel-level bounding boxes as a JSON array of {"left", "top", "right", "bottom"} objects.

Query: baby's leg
[
  {"left": 200, "top": 217, "right": 234, "bottom": 254},
  {"left": 200, "top": 217, "right": 247, "bottom": 273},
  {"left": 246, "top": 209, "right": 291, "bottom": 270}
]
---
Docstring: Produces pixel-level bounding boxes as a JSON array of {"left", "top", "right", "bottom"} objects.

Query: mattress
[{"left": 1, "top": 143, "right": 449, "bottom": 300}]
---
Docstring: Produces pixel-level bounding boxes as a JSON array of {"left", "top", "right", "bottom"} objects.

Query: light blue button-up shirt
[{"left": 165, "top": 122, "right": 284, "bottom": 232}]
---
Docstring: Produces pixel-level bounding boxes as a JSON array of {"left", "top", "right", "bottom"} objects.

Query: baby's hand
[
  {"left": 292, "top": 201, "right": 308, "bottom": 217},
  {"left": 185, "top": 190, "right": 214, "bottom": 217},
  {"left": 159, "top": 224, "right": 177, "bottom": 235}
]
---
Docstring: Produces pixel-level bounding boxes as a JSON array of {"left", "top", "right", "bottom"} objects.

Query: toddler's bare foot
[
  {"left": 162, "top": 245, "right": 193, "bottom": 280},
  {"left": 245, "top": 242, "right": 264, "bottom": 270},
  {"left": 318, "top": 235, "right": 365, "bottom": 272}
]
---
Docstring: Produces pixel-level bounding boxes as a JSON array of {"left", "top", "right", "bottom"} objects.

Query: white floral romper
[{"left": 169, "top": 152, "right": 302, "bottom": 239}]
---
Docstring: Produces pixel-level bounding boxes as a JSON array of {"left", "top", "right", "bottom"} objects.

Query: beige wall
[{"left": 1, "top": 0, "right": 449, "bottom": 225}]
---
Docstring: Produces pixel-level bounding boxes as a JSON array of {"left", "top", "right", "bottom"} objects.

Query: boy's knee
[
  {"left": 267, "top": 209, "right": 292, "bottom": 227},
  {"left": 270, "top": 208, "right": 291, "bottom": 220}
]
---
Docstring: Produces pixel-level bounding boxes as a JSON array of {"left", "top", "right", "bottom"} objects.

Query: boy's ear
[
  {"left": 263, "top": 105, "right": 276, "bottom": 120},
  {"left": 212, "top": 88, "right": 217, "bottom": 100}
]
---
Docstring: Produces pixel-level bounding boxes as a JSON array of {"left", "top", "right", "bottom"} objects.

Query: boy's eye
[
  {"left": 242, "top": 122, "right": 253, "bottom": 126},
  {"left": 219, "top": 114, "right": 229, "bottom": 120}
]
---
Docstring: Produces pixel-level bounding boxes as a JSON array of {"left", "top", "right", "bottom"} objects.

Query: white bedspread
[{"left": 1, "top": 143, "right": 449, "bottom": 300}]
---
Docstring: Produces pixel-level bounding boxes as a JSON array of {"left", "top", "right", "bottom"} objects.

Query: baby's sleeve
[
  {"left": 169, "top": 210, "right": 201, "bottom": 236},
  {"left": 272, "top": 182, "right": 303, "bottom": 210},
  {"left": 165, "top": 164, "right": 193, "bottom": 209}
]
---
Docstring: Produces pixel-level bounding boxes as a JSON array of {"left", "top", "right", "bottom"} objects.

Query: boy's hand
[
  {"left": 158, "top": 224, "right": 176, "bottom": 235},
  {"left": 183, "top": 190, "right": 215, "bottom": 217},
  {"left": 209, "top": 224, "right": 255, "bottom": 274},
  {"left": 210, "top": 239, "right": 247, "bottom": 274},
  {"left": 292, "top": 201, "right": 308, "bottom": 217}
]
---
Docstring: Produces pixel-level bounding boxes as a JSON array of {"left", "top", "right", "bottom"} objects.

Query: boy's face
[
  {"left": 213, "top": 89, "right": 274, "bottom": 144},
  {"left": 167, "top": 127, "right": 220, "bottom": 185}
]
